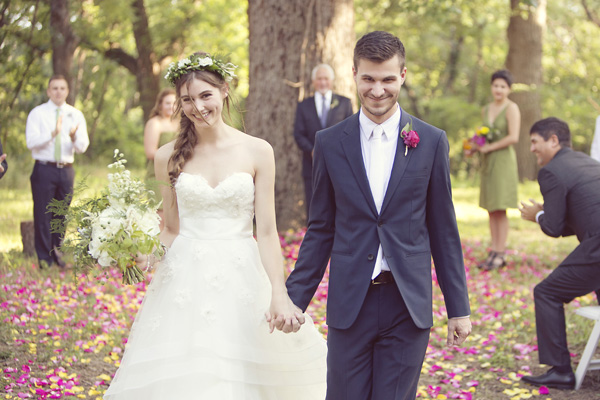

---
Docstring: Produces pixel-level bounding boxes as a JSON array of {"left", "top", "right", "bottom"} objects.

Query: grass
[{"left": 1, "top": 167, "right": 598, "bottom": 399}]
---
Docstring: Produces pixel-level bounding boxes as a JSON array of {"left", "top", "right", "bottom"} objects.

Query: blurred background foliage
[{"left": 1, "top": 0, "right": 600, "bottom": 187}]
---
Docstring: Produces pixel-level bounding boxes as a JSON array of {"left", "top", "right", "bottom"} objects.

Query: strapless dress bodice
[{"left": 175, "top": 172, "right": 255, "bottom": 240}]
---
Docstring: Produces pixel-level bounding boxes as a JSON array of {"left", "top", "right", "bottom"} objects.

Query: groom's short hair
[{"left": 353, "top": 31, "right": 406, "bottom": 71}]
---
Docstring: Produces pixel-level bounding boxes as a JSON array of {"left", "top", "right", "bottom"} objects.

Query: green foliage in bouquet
[{"left": 50, "top": 150, "right": 165, "bottom": 284}]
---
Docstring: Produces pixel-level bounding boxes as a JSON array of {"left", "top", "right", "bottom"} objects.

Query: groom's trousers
[
  {"left": 326, "top": 280, "right": 430, "bottom": 400},
  {"left": 533, "top": 265, "right": 600, "bottom": 367}
]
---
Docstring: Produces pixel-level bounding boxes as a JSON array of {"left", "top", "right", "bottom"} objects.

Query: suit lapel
[
  {"left": 380, "top": 110, "right": 413, "bottom": 215},
  {"left": 325, "top": 94, "right": 338, "bottom": 127},
  {"left": 341, "top": 114, "right": 378, "bottom": 216}
]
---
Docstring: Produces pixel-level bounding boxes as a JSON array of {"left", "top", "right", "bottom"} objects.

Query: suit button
[
  {"left": 367, "top": 254, "right": 374, "bottom": 261},
  {"left": 377, "top": 220, "right": 384, "bottom": 227}
]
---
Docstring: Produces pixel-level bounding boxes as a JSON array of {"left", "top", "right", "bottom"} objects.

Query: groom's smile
[{"left": 353, "top": 55, "right": 406, "bottom": 124}]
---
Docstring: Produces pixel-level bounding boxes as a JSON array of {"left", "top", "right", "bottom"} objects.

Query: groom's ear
[{"left": 400, "top": 67, "right": 407, "bottom": 83}]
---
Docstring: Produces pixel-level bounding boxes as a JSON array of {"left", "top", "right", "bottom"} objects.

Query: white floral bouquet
[{"left": 50, "top": 150, "right": 165, "bottom": 284}]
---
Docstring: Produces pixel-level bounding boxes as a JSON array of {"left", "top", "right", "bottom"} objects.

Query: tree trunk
[
  {"left": 131, "top": 0, "right": 159, "bottom": 122},
  {"left": 444, "top": 28, "right": 464, "bottom": 94},
  {"left": 49, "top": 0, "right": 79, "bottom": 104},
  {"left": 505, "top": 0, "right": 546, "bottom": 181},
  {"left": 247, "top": 0, "right": 354, "bottom": 230}
]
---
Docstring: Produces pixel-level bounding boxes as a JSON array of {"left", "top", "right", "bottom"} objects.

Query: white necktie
[
  {"left": 370, "top": 125, "right": 386, "bottom": 279},
  {"left": 320, "top": 94, "right": 328, "bottom": 128},
  {"left": 369, "top": 125, "right": 385, "bottom": 212}
]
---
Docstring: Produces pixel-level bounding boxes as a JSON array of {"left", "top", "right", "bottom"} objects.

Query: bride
[{"left": 103, "top": 53, "right": 326, "bottom": 399}]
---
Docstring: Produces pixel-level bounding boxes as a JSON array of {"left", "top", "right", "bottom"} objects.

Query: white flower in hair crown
[{"left": 164, "top": 53, "right": 237, "bottom": 85}]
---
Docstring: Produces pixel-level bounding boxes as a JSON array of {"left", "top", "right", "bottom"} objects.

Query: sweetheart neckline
[{"left": 179, "top": 171, "right": 253, "bottom": 190}]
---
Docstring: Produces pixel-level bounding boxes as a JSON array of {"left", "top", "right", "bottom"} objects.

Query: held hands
[
  {"left": 447, "top": 317, "right": 472, "bottom": 347},
  {"left": 519, "top": 199, "right": 543, "bottom": 222},
  {"left": 265, "top": 291, "right": 306, "bottom": 334}
]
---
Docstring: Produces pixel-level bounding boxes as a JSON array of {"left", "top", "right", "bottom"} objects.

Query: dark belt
[
  {"left": 36, "top": 160, "right": 73, "bottom": 169},
  {"left": 371, "top": 271, "right": 394, "bottom": 285}
]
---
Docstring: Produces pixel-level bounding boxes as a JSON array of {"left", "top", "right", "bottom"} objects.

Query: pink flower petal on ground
[{"left": 539, "top": 386, "right": 550, "bottom": 394}]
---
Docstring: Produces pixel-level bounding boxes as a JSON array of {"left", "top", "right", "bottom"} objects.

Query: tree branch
[
  {"left": 104, "top": 47, "right": 138, "bottom": 74},
  {"left": 582, "top": 0, "right": 600, "bottom": 28}
]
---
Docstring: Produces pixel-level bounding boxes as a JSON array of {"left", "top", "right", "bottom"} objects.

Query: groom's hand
[
  {"left": 266, "top": 294, "right": 306, "bottom": 334},
  {"left": 447, "top": 316, "right": 472, "bottom": 347},
  {"left": 280, "top": 304, "right": 306, "bottom": 333}
]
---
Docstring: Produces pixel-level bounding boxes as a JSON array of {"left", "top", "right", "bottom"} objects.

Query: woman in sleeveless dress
[
  {"left": 104, "top": 54, "right": 327, "bottom": 399},
  {"left": 475, "top": 70, "right": 521, "bottom": 270},
  {"left": 144, "top": 89, "right": 179, "bottom": 227}
]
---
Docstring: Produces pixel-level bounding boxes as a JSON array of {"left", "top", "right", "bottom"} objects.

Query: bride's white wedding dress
[{"left": 104, "top": 172, "right": 327, "bottom": 399}]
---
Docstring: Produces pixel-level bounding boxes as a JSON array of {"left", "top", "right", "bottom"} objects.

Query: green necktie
[{"left": 54, "top": 108, "right": 61, "bottom": 162}]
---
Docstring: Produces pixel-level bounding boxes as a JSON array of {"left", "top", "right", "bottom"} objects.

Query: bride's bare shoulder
[{"left": 239, "top": 132, "right": 273, "bottom": 157}]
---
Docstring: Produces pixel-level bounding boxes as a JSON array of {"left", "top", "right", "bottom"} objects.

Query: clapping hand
[
  {"left": 265, "top": 292, "right": 305, "bottom": 334},
  {"left": 519, "top": 199, "right": 543, "bottom": 222},
  {"left": 53, "top": 114, "right": 63, "bottom": 138},
  {"left": 69, "top": 123, "right": 80, "bottom": 141}
]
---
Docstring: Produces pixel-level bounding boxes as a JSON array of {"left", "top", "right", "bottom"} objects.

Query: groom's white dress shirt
[{"left": 359, "top": 104, "right": 401, "bottom": 279}]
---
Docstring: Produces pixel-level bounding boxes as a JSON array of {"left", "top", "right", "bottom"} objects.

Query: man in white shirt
[
  {"left": 26, "top": 75, "right": 89, "bottom": 268},
  {"left": 285, "top": 31, "right": 471, "bottom": 400},
  {"left": 293, "top": 64, "right": 353, "bottom": 219},
  {"left": 591, "top": 115, "right": 600, "bottom": 162}
]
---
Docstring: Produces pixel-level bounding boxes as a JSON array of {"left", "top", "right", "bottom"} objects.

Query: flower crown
[{"left": 164, "top": 53, "right": 237, "bottom": 85}]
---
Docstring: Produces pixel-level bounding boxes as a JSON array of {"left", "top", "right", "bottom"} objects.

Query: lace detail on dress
[{"left": 175, "top": 172, "right": 255, "bottom": 221}]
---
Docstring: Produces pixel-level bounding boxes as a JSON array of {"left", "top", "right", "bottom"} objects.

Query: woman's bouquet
[
  {"left": 463, "top": 125, "right": 499, "bottom": 153},
  {"left": 50, "top": 150, "right": 165, "bottom": 284}
]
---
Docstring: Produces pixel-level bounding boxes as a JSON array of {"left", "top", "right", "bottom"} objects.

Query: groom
[{"left": 285, "top": 31, "right": 472, "bottom": 400}]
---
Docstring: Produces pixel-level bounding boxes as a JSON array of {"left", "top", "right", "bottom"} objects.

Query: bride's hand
[
  {"left": 266, "top": 292, "right": 305, "bottom": 334},
  {"left": 133, "top": 253, "right": 151, "bottom": 271}
]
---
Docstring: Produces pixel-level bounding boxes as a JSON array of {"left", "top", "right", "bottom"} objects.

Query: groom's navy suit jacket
[{"left": 287, "top": 109, "right": 471, "bottom": 330}]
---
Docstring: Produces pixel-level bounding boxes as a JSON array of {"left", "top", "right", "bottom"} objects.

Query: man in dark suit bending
[
  {"left": 520, "top": 117, "right": 600, "bottom": 390},
  {"left": 293, "top": 63, "right": 353, "bottom": 218}
]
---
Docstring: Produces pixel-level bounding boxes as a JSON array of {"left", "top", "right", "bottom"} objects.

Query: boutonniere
[
  {"left": 330, "top": 97, "right": 339, "bottom": 109},
  {"left": 400, "top": 119, "right": 420, "bottom": 156}
]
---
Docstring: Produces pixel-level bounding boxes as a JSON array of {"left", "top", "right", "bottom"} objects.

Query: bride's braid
[
  {"left": 167, "top": 70, "right": 230, "bottom": 185},
  {"left": 168, "top": 113, "right": 198, "bottom": 185}
]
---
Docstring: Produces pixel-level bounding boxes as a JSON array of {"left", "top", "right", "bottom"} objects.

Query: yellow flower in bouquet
[{"left": 476, "top": 126, "right": 490, "bottom": 136}]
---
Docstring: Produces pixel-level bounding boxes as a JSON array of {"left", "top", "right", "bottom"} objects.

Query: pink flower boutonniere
[{"left": 400, "top": 119, "right": 420, "bottom": 156}]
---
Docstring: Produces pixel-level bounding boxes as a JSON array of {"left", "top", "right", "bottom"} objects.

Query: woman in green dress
[
  {"left": 476, "top": 70, "right": 521, "bottom": 270},
  {"left": 144, "top": 89, "right": 179, "bottom": 226}
]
